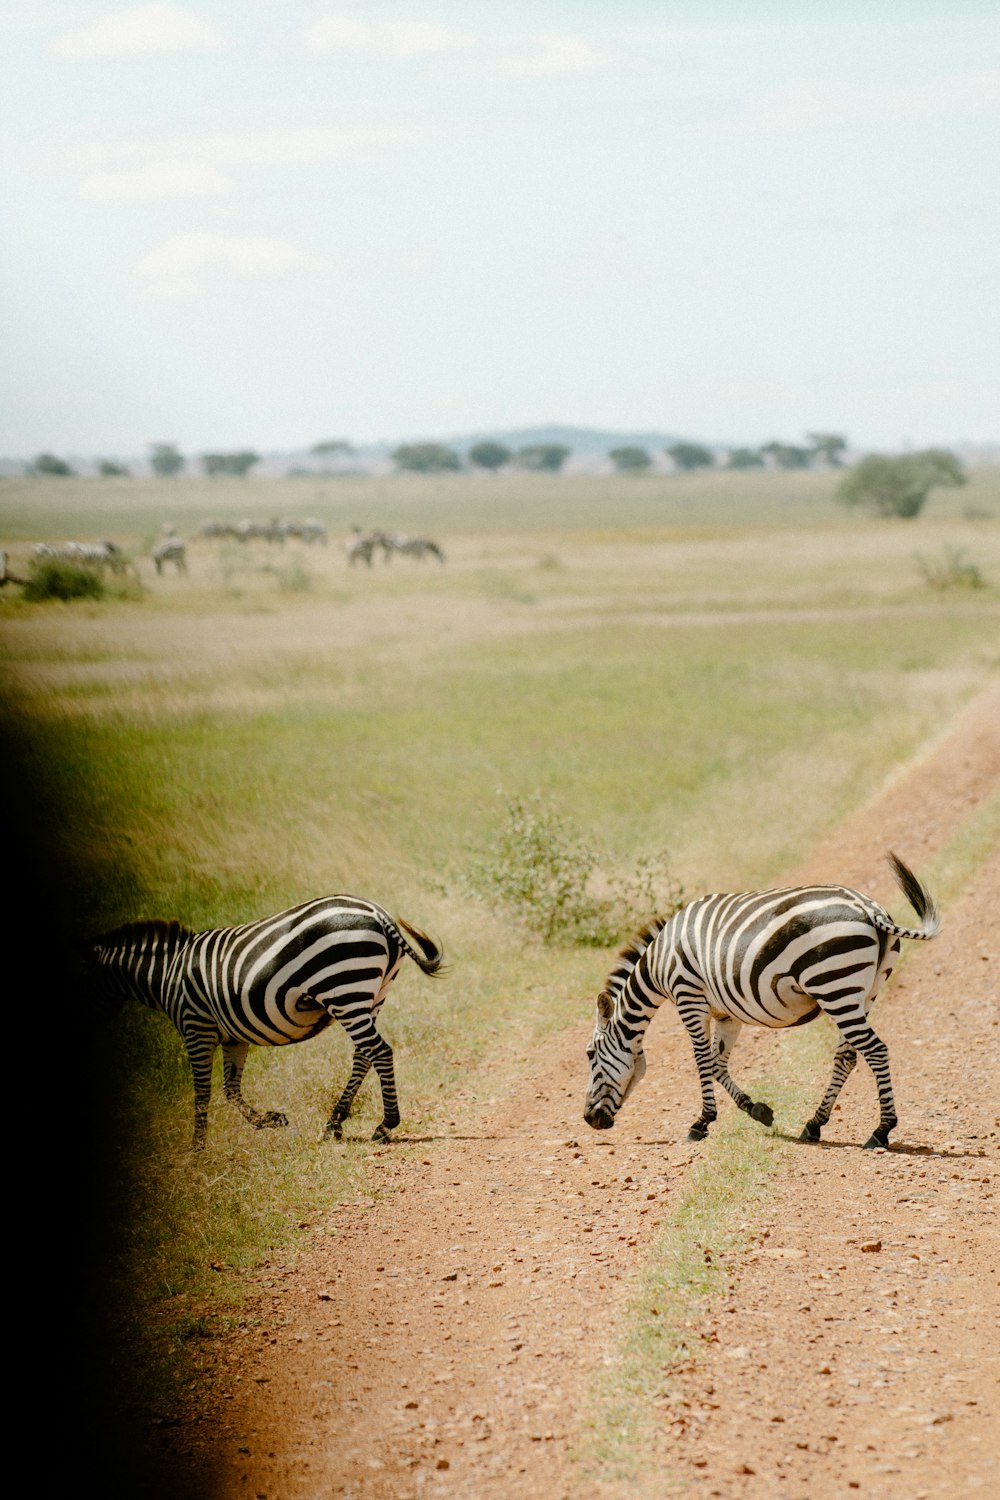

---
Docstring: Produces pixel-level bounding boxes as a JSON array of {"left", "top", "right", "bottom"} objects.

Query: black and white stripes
[
  {"left": 583, "top": 853, "right": 939, "bottom": 1150},
  {"left": 83, "top": 895, "right": 443, "bottom": 1148}
]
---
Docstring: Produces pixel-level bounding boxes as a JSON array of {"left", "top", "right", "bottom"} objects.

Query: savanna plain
[{"left": 1, "top": 467, "right": 997, "bottom": 1499}]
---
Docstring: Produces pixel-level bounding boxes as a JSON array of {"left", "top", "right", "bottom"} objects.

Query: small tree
[
  {"left": 98, "top": 460, "right": 130, "bottom": 477},
  {"left": 516, "top": 443, "right": 570, "bottom": 472},
  {"left": 468, "top": 441, "right": 512, "bottom": 472},
  {"left": 32, "top": 453, "right": 74, "bottom": 476},
  {"left": 149, "top": 442, "right": 185, "bottom": 477},
  {"left": 807, "top": 432, "right": 848, "bottom": 467},
  {"left": 666, "top": 441, "right": 714, "bottom": 472},
  {"left": 835, "top": 449, "right": 967, "bottom": 519},
  {"left": 609, "top": 445, "right": 652, "bottom": 474},
  {"left": 725, "top": 447, "right": 765, "bottom": 470},
  {"left": 202, "top": 450, "right": 260, "bottom": 478},
  {"left": 311, "top": 440, "right": 354, "bottom": 457},
  {"left": 761, "top": 441, "right": 813, "bottom": 470},
  {"left": 391, "top": 443, "right": 462, "bottom": 473}
]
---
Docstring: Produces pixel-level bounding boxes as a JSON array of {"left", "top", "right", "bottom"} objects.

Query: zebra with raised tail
[
  {"left": 583, "top": 853, "right": 939, "bottom": 1151},
  {"left": 81, "top": 896, "right": 443, "bottom": 1148}
]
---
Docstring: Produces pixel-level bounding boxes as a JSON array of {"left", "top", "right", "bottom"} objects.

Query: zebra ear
[{"left": 597, "top": 990, "right": 614, "bottom": 1023}]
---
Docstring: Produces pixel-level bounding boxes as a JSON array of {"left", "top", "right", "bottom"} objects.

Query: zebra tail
[
  {"left": 392, "top": 914, "right": 446, "bottom": 976},
  {"left": 883, "top": 851, "right": 941, "bottom": 939}
]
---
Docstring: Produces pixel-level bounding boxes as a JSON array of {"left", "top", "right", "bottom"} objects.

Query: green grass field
[{"left": 1, "top": 466, "right": 997, "bottom": 1425}]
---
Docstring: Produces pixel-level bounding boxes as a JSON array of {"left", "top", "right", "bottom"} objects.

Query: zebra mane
[
  {"left": 93, "top": 917, "right": 194, "bottom": 948},
  {"left": 599, "top": 916, "right": 670, "bottom": 1010}
]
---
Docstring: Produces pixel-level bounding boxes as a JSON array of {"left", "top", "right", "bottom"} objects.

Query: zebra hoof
[
  {"left": 324, "top": 1121, "right": 344, "bottom": 1142},
  {"left": 371, "top": 1125, "right": 394, "bottom": 1144},
  {"left": 799, "top": 1121, "right": 822, "bottom": 1143},
  {"left": 863, "top": 1132, "right": 890, "bottom": 1150},
  {"left": 687, "top": 1124, "right": 709, "bottom": 1142},
  {"left": 751, "top": 1102, "right": 774, "bottom": 1127}
]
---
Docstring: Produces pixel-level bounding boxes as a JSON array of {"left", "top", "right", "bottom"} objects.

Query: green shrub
[
  {"left": 915, "top": 545, "right": 986, "bottom": 590},
  {"left": 22, "top": 557, "right": 108, "bottom": 601},
  {"left": 464, "top": 790, "right": 683, "bottom": 946}
]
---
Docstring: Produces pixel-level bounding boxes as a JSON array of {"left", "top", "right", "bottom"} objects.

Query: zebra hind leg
[
  {"left": 854, "top": 1026, "right": 897, "bottom": 1149},
  {"left": 800, "top": 1043, "right": 857, "bottom": 1143},
  {"left": 369, "top": 1037, "right": 401, "bottom": 1142},
  {"left": 324, "top": 1049, "right": 372, "bottom": 1141}
]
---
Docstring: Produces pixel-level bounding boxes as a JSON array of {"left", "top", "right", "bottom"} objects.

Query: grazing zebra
[
  {"left": 385, "top": 533, "right": 445, "bottom": 563},
  {"left": 152, "top": 536, "right": 187, "bottom": 575},
  {"left": 81, "top": 896, "right": 444, "bottom": 1149},
  {"left": 346, "top": 527, "right": 385, "bottom": 566},
  {"left": 284, "top": 518, "right": 328, "bottom": 545},
  {"left": 583, "top": 853, "right": 939, "bottom": 1151},
  {"left": 34, "top": 539, "right": 126, "bottom": 573}
]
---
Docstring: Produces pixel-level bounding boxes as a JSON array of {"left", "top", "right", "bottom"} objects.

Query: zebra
[
  {"left": 152, "top": 536, "right": 187, "bottom": 575},
  {"left": 80, "top": 896, "right": 444, "bottom": 1149},
  {"left": 583, "top": 853, "right": 939, "bottom": 1151},
  {"left": 34, "top": 540, "right": 126, "bottom": 573},
  {"left": 384, "top": 533, "right": 445, "bottom": 563},
  {"left": 284, "top": 518, "right": 328, "bottom": 545},
  {"left": 346, "top": 527, "right": 385, "bottom": 566}
]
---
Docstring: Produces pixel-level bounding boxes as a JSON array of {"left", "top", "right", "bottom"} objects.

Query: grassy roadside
[{"left": 575, "top": 791, "right": 999, "bottom": 1492}]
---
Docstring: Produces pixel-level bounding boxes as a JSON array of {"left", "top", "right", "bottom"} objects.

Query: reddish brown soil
[{"left": 149, "top": 682, "right": 999, "bottom": 1500}]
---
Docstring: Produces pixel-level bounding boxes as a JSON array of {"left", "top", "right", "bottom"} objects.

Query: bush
[
  {"left": 915, "top": 546, "right": 985, "bottom": 591},
  {"left": 464, "top": 791, "right": 683, "bottom": 946},
  {"left": 23, "top": 558, "right": 108, "bottom": 601}
]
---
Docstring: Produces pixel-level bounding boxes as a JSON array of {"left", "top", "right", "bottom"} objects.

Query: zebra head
[{"left": 583, "top": 989, "right": 646, "bottom": 1131}]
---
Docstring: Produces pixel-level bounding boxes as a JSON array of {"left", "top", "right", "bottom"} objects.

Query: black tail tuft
[
  {"left": 395, "top": 915, "right": 445, "bottom": 975},
  {"left": 886, "top": 852, "right": 941, "bottom": 938}
]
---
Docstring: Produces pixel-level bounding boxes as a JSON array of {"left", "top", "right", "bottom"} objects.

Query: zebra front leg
[
  {"left": 183, "top": 1033, "right": 217, "bottom": 1151},
  {"left": 800, "top": 1042, "right": 857, "bottom": 1142},
  {"left": 324, "top": 1049, "right": 372, "bottom": 1141},
  {"left": 678, "top": 1001, "right": 718, "bottom": 1141},
  {"left": 222, "top": 1040, "right": 288, "bottom": 1130},
  {"left": 713, "top": 1018, "right": 774, "bottom": 1130}
]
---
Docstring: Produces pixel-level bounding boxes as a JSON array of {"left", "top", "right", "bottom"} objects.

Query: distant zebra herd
[
  {"left": 347, "top": 527, "right": 445, "bottom": 566},
  {"left": 201, "top": 517, "right": 328, "bottom": 545},
  {"left": 13, "top": 518, "right": 444, "bottom": 592},
  {"left": 79, "top": 853, "right": 941, "bottom": 1152}
]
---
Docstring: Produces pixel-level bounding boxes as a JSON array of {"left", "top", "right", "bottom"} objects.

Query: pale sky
[{"left": 2, "top": 1, "right": 998, "bottom": 460}]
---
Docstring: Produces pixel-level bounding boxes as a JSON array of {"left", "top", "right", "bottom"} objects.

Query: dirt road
[{"left": 147, "top": 682, "right": 998, "bottom": 1500}]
